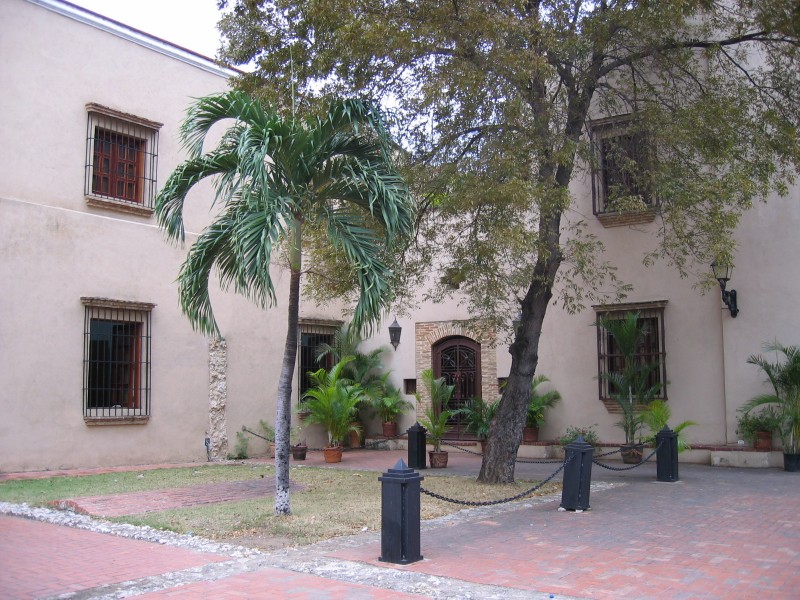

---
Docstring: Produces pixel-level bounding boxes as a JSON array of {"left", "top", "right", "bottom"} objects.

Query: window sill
[
  {"left": 596, "top": 209, "right": 656, "bottom": 228},
  {"left": 84, "top": 415, "right": 150, "bottom": 426},
  {"left": 86, "top": 195, "right": 154, "bottom": 217}
]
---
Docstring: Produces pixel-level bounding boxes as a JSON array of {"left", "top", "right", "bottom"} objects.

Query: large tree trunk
[
  {"left": 274, "top": 221, "right": 302, "bottom": 515},
  {"left": 477, "top": 242, "right": 560, "bottom": 483},
  {"left": 477, "top": 80, "right": 593, "bottom": 483}
]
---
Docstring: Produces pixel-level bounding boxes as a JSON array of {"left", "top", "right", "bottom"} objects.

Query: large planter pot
[
  {"left": 754, "top": 431, "right": 773, "bottom": 450},
  {"left": 783, "top": 453, "right": 800, "bottom": 472},
  {"left": 323, "top": 446, "right": 343, "bottom": 463},
  {"left": 620, "top": 443, "right": 644, "bottom": 464},
  {"left": 522, "top": 426, "right": 539, "bottom": 443},
  {"left": 382, "top": 421, "right": 398, "bottom": 438},
  {"left": 291, "top": 444, "right": 308, "bottom": 461},
  {"left": 429, "top": 450, "right": 449, "bottom": 468}
]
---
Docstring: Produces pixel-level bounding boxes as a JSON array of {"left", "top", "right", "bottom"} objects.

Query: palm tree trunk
[{"left": 274, "top": 220, "right": 302, "bottom": 516}]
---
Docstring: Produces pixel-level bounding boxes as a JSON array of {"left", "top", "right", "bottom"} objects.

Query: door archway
[{"left": 433, "top": 336, "right": 481, "bottom": 439}]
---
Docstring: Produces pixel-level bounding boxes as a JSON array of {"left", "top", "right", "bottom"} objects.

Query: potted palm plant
[
  {"left": 303, "top": 357, "right": 363, "bottom": 463},
  {"left": 416, "top": 368, "right": 455, "bottom": 468},
  {"left": 524, "top": 375, "right": 562, "bottom": 442},
  {"left": 742, "top": 342, "right": 800, "bottom": 471},
  {"left": 641, "top": 400, "right": 697, "bottom": 452},
  {"left": 371, "top": 384, "right": 414, "bottom": 438},
  {"left": 597, "top": 312, "right": 662, "bottom": 463},
  {"left": 454, "top": 397, "right": 499, "bottom": 453}
]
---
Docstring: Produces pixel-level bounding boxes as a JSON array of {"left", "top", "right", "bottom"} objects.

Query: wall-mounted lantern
[
  {"left": 711, "top": 262, "right": 739, "bottom": 318},
  {"left": 389, "top": 318, "right": 402, "bottom": 350}
]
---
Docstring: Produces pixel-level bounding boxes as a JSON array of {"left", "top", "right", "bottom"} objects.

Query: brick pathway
[{"left": 0, "top": 515, "right": 227, "bottom": 599}]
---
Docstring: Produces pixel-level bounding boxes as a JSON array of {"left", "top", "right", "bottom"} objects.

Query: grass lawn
[{"left": 0, "top": 463, "right": 559, "bottom": 549}]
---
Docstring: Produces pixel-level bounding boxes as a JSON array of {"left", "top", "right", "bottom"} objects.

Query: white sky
[{"left": 72, "top": 0, "right": 225, "bottom": 58}]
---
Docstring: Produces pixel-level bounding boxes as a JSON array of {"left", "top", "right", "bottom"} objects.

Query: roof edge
[{"left": 25, "top": 0, "right": 240, "bottom": 79}]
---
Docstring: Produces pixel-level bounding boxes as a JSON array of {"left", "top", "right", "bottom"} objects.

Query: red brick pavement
[
  {"left": 0, "top": 515, "right": 227, "bottom": 599},
  {"left": 2, "top": 449, "right": 799, "bottom": 599},
  {"left": 331, "top": 469, "right": 800, "bottom": 599}
]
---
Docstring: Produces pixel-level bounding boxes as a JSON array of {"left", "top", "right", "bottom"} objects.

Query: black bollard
[
  {"left": 407, "top": 422, "right": 427, "bottom": 470},
  {"left": 656, "top": 426, "right": 679, "bottom": 482},
  {"left": 379, "top": 459, "right": 424, "bottom": 564},
  {"left": 560, "top": 435, "right": 594, "bottom": 511}
]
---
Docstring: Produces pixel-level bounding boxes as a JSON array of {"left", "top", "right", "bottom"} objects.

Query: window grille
[
  {"left": 297, "top": 320, "right": 342, "bottom": 403},
  {"left": 82, "top": 298, "right": 153, "bottom": 418},
  {"left": 595, "top": 302, "right": 667, "bottom": 402},
  {"left": 85, "top": 105, "right": 160, "bottom": 211},
  {"left": 590, "top": 117, "right": 655, "bottom": 215}
]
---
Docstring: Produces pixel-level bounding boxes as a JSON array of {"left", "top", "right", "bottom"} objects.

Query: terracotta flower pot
[
  {"left": 754, "top": 431, "right": 773, "bottom": 450},
  {"left": 522, "top": 426, "right": 539, "bottom": 443},
  {"left": 620, "top": 443, "right": 644, "bottom": 464},
  {"left": 323, "top": 446, "right": 343, "bottom": 463},
  {"left": 429, "top": 450, "right": 448, "bottom": 468},
  {"left": 382, "top": 421, "right": 398, "bottom": 438}
]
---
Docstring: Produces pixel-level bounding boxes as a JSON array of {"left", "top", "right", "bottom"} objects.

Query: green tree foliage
[
  {"left": 217, "top": 1, "right": 800, "bottom": 482},
  {"left": 155, "top": 91, "right": 414, "bottom": 511}
]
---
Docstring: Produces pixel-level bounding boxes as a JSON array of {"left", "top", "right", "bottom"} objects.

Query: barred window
[
  {"left": 591, "top": 117, "right": 655, "bottom": 217},
  {"left": 595, "top": 302, "right": 667, "bottom": 403},
  {"left": 297, "top": 320, "right": 342, "bottom": 402},
  {"left": 85, "top": 104, "right": 161, "bottom": 214},
  {"left": 82, "top": 298, "right": 154, "bottom": 420}
]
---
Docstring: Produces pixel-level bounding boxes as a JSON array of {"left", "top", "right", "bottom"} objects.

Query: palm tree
[{"left": 155, "top": 90, "right": 414, "bottom": 515}]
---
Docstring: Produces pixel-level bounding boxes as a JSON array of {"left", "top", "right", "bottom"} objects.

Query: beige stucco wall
[{"left": 0, "top": 0, "right": 298, "bottom": 472}]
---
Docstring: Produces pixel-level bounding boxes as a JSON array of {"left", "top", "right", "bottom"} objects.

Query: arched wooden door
[{"left": 433, "top": 337, "right": 481, "bottom": 439}]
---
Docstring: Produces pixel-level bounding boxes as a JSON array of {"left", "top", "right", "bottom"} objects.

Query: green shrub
[
  {"left": 559, "top": 425, "right": 600, "bottom": 447},
  {"left": 228, "top": 431, "right": 250, "bottom": 459}
]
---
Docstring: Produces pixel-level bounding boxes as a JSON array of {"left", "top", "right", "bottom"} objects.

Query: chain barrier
[
  {"left": 419, "top": 454, "right": 572, "bottom": 507},
  {"left": 591, "top": 442, "right": 662, "bottom": 471},
  {"left": 242, "top": 426, "right": 408, "bottom": 453},
  {"left": 443, "top": 440, "right": 570, "bottom": 464},
  {"left": 442, "top": 440, "right": 483, "bottom": 456},
  {"left": 593, "top": 447, "right": 623, "bottom": 458}
]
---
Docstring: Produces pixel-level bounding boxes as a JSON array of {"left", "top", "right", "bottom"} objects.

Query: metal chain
[
  {"left": 419, "top": 455, "right": 572, "bottom": 507},
  {"left": 591, "top": 443, "right": 661, "bottom": 471},
  {"left": 514, "top": 456, "right": 569, "bottom": 464},
  {"left": 443, "top": 440, "right": 575, "bottom": 464},
  {"left": 442, "top": 440, "right": 483, "bottom": 456},
  {"left": 594, "top": 447, "right": 623, "bottom": 458}
]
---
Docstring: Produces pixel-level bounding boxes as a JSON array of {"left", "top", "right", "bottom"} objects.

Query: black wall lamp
[
  {"left": 389, "top": 318, "right": 402, "bottom": 350},
  {"left": 711, "top": 262, "right": 739, "bottom": 318}
]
